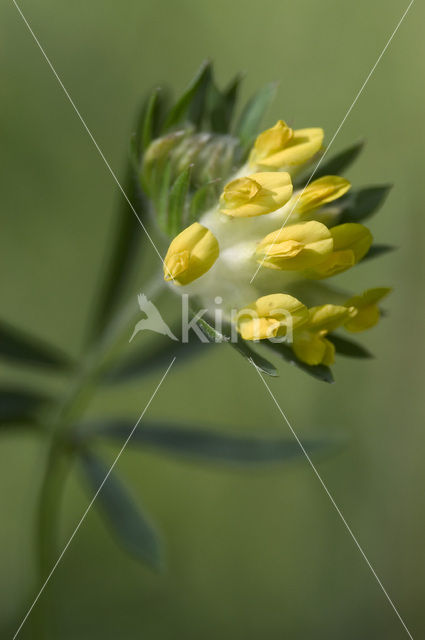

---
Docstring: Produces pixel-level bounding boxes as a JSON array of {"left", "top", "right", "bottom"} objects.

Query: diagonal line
[
  {"left": 249, "top": 358, "right": 414, "bottom": 639},
  {"left": 11, "top": 0, "right": 174, "bottom": 278},
  {"left": 250, "top": 0, "right": 415, "bottom": 284},
  {"left": 12, "top": 356, "right": 176, "bottom": 640}
]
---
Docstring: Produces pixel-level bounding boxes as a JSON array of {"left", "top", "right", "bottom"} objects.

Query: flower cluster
[{"left": 140, "top": 65, "right": 392, "bottom": 377}]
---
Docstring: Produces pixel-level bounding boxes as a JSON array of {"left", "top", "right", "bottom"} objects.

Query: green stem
[{"left": 27, "top": 274, "right": 165, "bottom": 639}]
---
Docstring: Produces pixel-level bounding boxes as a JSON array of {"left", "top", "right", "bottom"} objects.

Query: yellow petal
[
  {"left": 249, "top": 120, "right": 293, "bottom": 166},
  {"left": 293, "top": 331, "right": 335, "bottom": 366},
  {"left": 237, "top": 293, "right": 309, "bottom": 340},
  {"left": 295, "top": 176, "right": 351, "bottom": 215},
  {"left": 331, "top": 223, "right": 373, "bottom": 262},
  {"left": 306, "top": 223, "right": 372, "bottom": 278},
  {"left": 164, "top": 222, "right": 219, "bottom": 285},
  {"left": 256, "top": 220, "right": 333, "bottom": 270},
  {"left": 307, "top": 304, "right": 352, "bottom": 332},
  {"left": 252, "top": 127, "right": 324, "bottom": 169},
  {"left": 344, "top": 287, "right": 392, "bottom": 332},
  {"left": 220, "top": 172, "right": 293, "bottom": 218}
]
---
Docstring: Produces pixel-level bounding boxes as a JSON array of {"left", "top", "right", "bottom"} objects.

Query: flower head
[{"left": 139, "top": 65, "right": 392, "bottom": 379}]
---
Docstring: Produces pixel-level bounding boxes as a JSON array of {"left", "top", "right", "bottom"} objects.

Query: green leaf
[
  {"left": 361, "top": 244, "right": 396, "bottom": 262},
  {"left": 295, "top": 141, "right": 364, "bottom": 187},
  {"left": 88, "top": 159, "right": 148, "bottom": 343},
  {"left": 141, "top": 87, "right": 162, "bottom": 152},
  {"left": 189, "top": 180, "right": 220, "bottom": 222},
  {"left": 328, "top": 334, "right": 373, "bottom": 359},
  {"left": 196, "top": 317, "right": 278, "bottom": 377},
  {"left": 167, "top": 166, "right": 192, "bottom": 235},
  {"left": 103, "top": 332, "right": 205, "bottom": 385},
  {"left": 264, "top": 342, "right": 334, "bottom": 383},
  {"left": 0, "top": 320, "right": 73, "bottom": 370},
  {"left": 79, "top": 451, "right": 163, "bottom": 570},
  {"left": 86, "top": 421, "right": 329, "bottom": 467},
  {"left": 0, "top": 388, "right": 49, "bottom": 425},
  {"left": 163, "top": 61, "right": 212, "bottom": 130},
  {"left": 208, "top": 74, "right": 242, "bottom": 133},
  {"left": 235, "top": 82, "right": 277, "bottom": 152},
  {"left": 336, "top": 185, "right": 392, "bottom": 223}
]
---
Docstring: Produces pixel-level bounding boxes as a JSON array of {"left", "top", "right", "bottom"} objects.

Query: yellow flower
[
  {"left": 219, "top": 172, "right": 293, "bottom": 218},
  {"left": 256, "top": 220, "right": 333, "bottom": 271},
  {"left": 163, "top": 222, "right": 219, "bottom": 286},
  {"left": 237, "top": 293, "right": 308, "bottom": 341},
  {"left": 293, "top": 304, "right": 353, "bottom": 366},
  {"left": 249, "top": 120, "right": 324, "bottom": 169},
  {"left": 344, "top": 287, "right": 392, "bottom": 332},
  {"left": 295, "top": 175, "right": 351, "bottom": 215},
  {"left": 307, "top": 223, "right": 373, "bottom": 278}
]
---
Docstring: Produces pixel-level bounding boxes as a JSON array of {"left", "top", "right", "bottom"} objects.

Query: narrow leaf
[
  {"left": 88, "top": 162, "right": 147, "bottom": 342},
  {"left": 0, "top": 388, "right": 49, "bottom": 425},
  {"left": 208, "top": 74, "right": 242, "bottom": 133},
  {"left": 87, "top": 421, "right": 329, "bottom": 466},
  {"left": 103, "top": 332, "right": 205, "bottom": 385},
  {"left": 0, "top": 320, "right": 73, "bottom": 370},
  {"left": 336, "top": 185, "right": 392, "bottom": 223},
  {"left": 79, "top": 451, "right": 163, "bottom": 570},
  {"left": 361, "top": 244, "right": 396, "bottom": 262},
  {"left": 264, "top": 342, "right": 334, "bottom": 383},
  {"left": 141, "top": 88, "right": 162, "bottom": 152},
  {"left": 189, "top": 180, "right": 220, "bottom": 223},
  {"left": 163, "top": 62, "right": 212, "bottom": 130},
  {"left": 196, "top": 317, "right": 278, "bottom": 377},
  {"left": 235, "top": 82, "right": 277, "bottom": 151},
  {"left": 167, "top": 166, "right": 192, "bottom": 235},
  {"left": 328, "top": 334, "right": 373, "bottom": 359},
  {"left": 295, "top": 141, "right": 364, "bottom": 187}
]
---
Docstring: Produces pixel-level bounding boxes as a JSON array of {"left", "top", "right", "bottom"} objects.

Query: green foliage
[
  {"left": 294, "top": 141, "right": 365, "bottom": 187},
  {"left": 0, "top": 388, "right": 48, "bottom": 426},
  {"left": 86, "top": 420, "right": 329, "bottom": 467},
  {"left": 80, "top": 451, "right": 163, "bottom": 570},
  {"left": 336, "top": 185, "right": 392, "bottom": 223},
  {"left": 264, "top": 342, "right": 334, "bottom": 384},
  {"left": 328, "top": 334, "right": 373, "bottom": 359},
  {"left": 235, "top": 82, "right": 277, "bottom": 155}
]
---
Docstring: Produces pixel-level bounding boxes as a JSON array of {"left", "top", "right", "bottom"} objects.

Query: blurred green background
[{"left": 1, "top": 0, "right": 424, "bottom": 638}]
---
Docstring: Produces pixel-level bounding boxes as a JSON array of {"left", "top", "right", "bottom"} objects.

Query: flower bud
[
  {"left": 219, "top": 172, "right": 292, "bottom": 218},
  {"left": 344, "top": 287, "right": 392, "bottom": 332},
  {"left": 163, "top": 222, "right": 219, "bottom": 286},
  {"left": 237, "top": 293, "right": 308, "bottom": 340},
  {"left": 256, "top": 220, "right": 333, "bottom": 271},
  {"left": 249, "top": 120, "right": 324, "bottom": 169}
]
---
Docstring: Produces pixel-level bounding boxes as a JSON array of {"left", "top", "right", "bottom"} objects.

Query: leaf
[
  {"left": 86, "top": 421, "right": 330, "bottom": 467},
  {"left": 79, "top": 451, "right": 163, "bottom": 570},
  {"left": 235, "top": 82, "right": 277, "bottom": 152},
  {"left": 0, "top": 320, "right": 73, "bottom": 370},
  {"left": 163, "top": 61, "right": 212, "bottom": 130},
  {"left": 264, "top": 342, "right": 334, "bottom": 383},
  {"left": 336, "top": 185, "right": 392, "bottom": 223},
  {"left": 189, "top": 180, "right": 220, "bottom": 223},
  {"left": 88, "top": 161, "right": 148, "bottom": 342},
  {"left": 0, "top": 388, "right": 49, "bottom": 425},
  {"left": 141, "top": 87, "right": 162, "bottom": 152},
  {"left": 294, "top": 141, "right": 364, "bottom": 187},
  {"left": 328, "top": 334, "right": 373, "bottom": 359},
  {"left": 167, "top": 165, "right": 192, "bottom": 235},
  {"left": 208, "top": 74, "right": 242, "bottom": 133},
  {"left": 361, "top": 244, "right": 396, "bottom": 262},
  {"left": 196, "top": 317, "right": 278, "bottom": 377}
]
